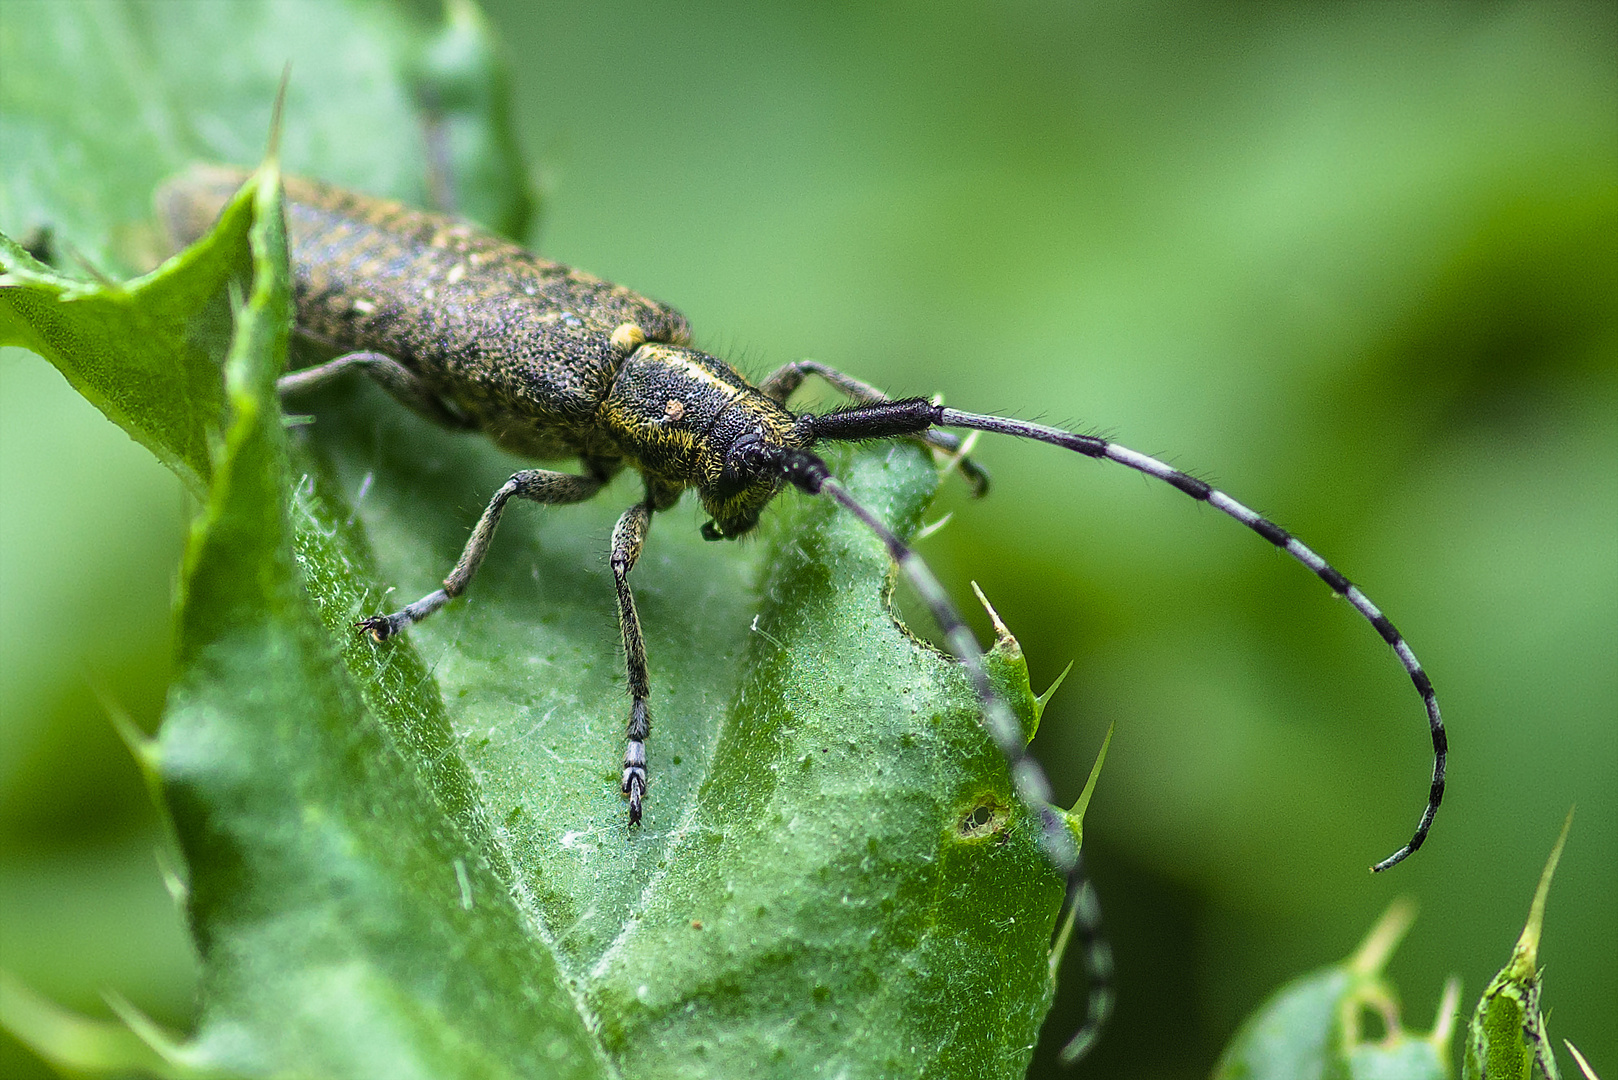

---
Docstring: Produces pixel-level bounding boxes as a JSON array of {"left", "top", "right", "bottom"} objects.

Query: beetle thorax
[{"left": 600, "top": 342, "right": 805, "bottom": 533}]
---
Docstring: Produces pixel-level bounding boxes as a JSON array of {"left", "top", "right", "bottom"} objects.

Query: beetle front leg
[
  {"left": 360, "top": 468, "right": 605, "bottom": 640},
  {"left": 610, "top": 500, "right": 655, "bottom": 823}
]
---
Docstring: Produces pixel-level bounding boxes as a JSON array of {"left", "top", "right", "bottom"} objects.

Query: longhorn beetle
[{"left": 159, "top": 164, "right": 1447, "bottom": 1064}]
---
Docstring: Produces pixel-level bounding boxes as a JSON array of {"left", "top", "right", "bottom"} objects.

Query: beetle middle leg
[
  {"left": 359, "top": 467, "right": 608, "bottom": 641},
  {"left": 759, "top": 359, "right": 989, "bottom": 495},
  {"left": 610, "top": 480, "right": 681, "bottom": 824},
  {"left": 611, "top": 501, "right": 653, "bottom": 823}
]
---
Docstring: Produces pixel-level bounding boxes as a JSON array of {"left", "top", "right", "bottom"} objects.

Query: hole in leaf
[
  {"left": 958, "top": 798, "right": 1009, "bottom": 840},
  {"left": 1357, "top": 1002, "right": 1390, "bottom": 1044}
]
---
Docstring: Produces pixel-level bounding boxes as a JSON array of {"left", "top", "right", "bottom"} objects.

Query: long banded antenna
[{"left": 934, "top": 407, "right": 1446, "bottom": 872}]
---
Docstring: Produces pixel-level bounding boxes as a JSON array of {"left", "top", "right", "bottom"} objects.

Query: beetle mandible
[{"left": 159, "top": 165, "right": 1447, "bottom": 1064}]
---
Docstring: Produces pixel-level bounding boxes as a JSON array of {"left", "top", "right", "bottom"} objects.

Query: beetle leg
[
  {"left": 759, "top": 359, "right": 989, "bottom": 496},
  {"left": 610, "top": 499, "right": 655, "bottom": 823},
  {"left": 278, "top": 349, "right": 475, "bottom": 429},
  {"left": 359, "top": 468, "right": 604, "bottom": 641}
]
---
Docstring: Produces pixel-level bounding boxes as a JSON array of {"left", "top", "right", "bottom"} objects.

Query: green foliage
[
  {"left": 0, "top": 3, "right": 1082, "bottom": 1076},
  {"left": 159, "top": 161, "right": 611, "bottom": 1080},
  {"left": 3, "top": 2, "right": 1613, "bottom": 1078},
  {"left": 0, "top": 190, "right": 250, "bottom": 495},
  {"left": 0, "top": 972, "right": 180, "bottom": 1078},
  {"left": 1205, "top": 814, "right": 1591, "bottom": 1080},
  {"left": 1213, "top": 901, "right": 1457, "bottom": 1080},
  {"left": 0, "top": 0, "right": 517, "bottom": 276}
]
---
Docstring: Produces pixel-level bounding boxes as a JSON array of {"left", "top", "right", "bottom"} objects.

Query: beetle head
[{"left": 698, "top": 427, "right": 793, "bottom": 540}]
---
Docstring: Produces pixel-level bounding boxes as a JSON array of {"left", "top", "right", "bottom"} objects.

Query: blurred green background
[{"left": 2, "top": 2, "right": 1613, "bottom": 1077}]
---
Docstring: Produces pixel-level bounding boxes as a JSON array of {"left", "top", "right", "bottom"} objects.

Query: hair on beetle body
[{"left": 156, "top": 164, "right": 1447, "bottom": 1064}]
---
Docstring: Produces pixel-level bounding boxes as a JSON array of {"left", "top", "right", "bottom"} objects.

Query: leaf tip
[
  {"left": 1034, "top": 658, "right": 1074, "bottom": 720},
  {"left": 1510, "top": 806, "right": 1574, "bottom": 977},
  {"left": 1067, "top": 721, "right": 1115, "bottom": 825},
  {"left": 445, "top": 0, "right": 489, "bottom": 33},
  {"left": 1431, "top": 974, "right": 1462, "bottom": 1051},
  {"left": 266, "top": 61, "right": 292, "bottom": 168},
  {"left": 155, "top": 845, "right": 190, "bottom": 910},
  {"left": 970, "top": 580, "right": 1016, "bottom": 654},
  {"left": 92, "top": 683, "right": 161, "bottom": 773},
  {"left": 1351, "top": 897, "right": 1418, "bottom": 977},
  {"left": 101, "top": 990, "right": 183, "bottom": 1058},
  {"left": 1565, "top": 1039, "right": 1601, "bottom": 1080},
  {"left": 912, "top": 510, "right": 953, "bottom": 542},
  {"left": 0, "top": 971, "right": 178, "bottom": 1076}
]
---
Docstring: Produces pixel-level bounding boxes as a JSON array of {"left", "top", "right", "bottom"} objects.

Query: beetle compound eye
[{"left": 719, "top": 431, "right": 765, "bottom": 485}]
